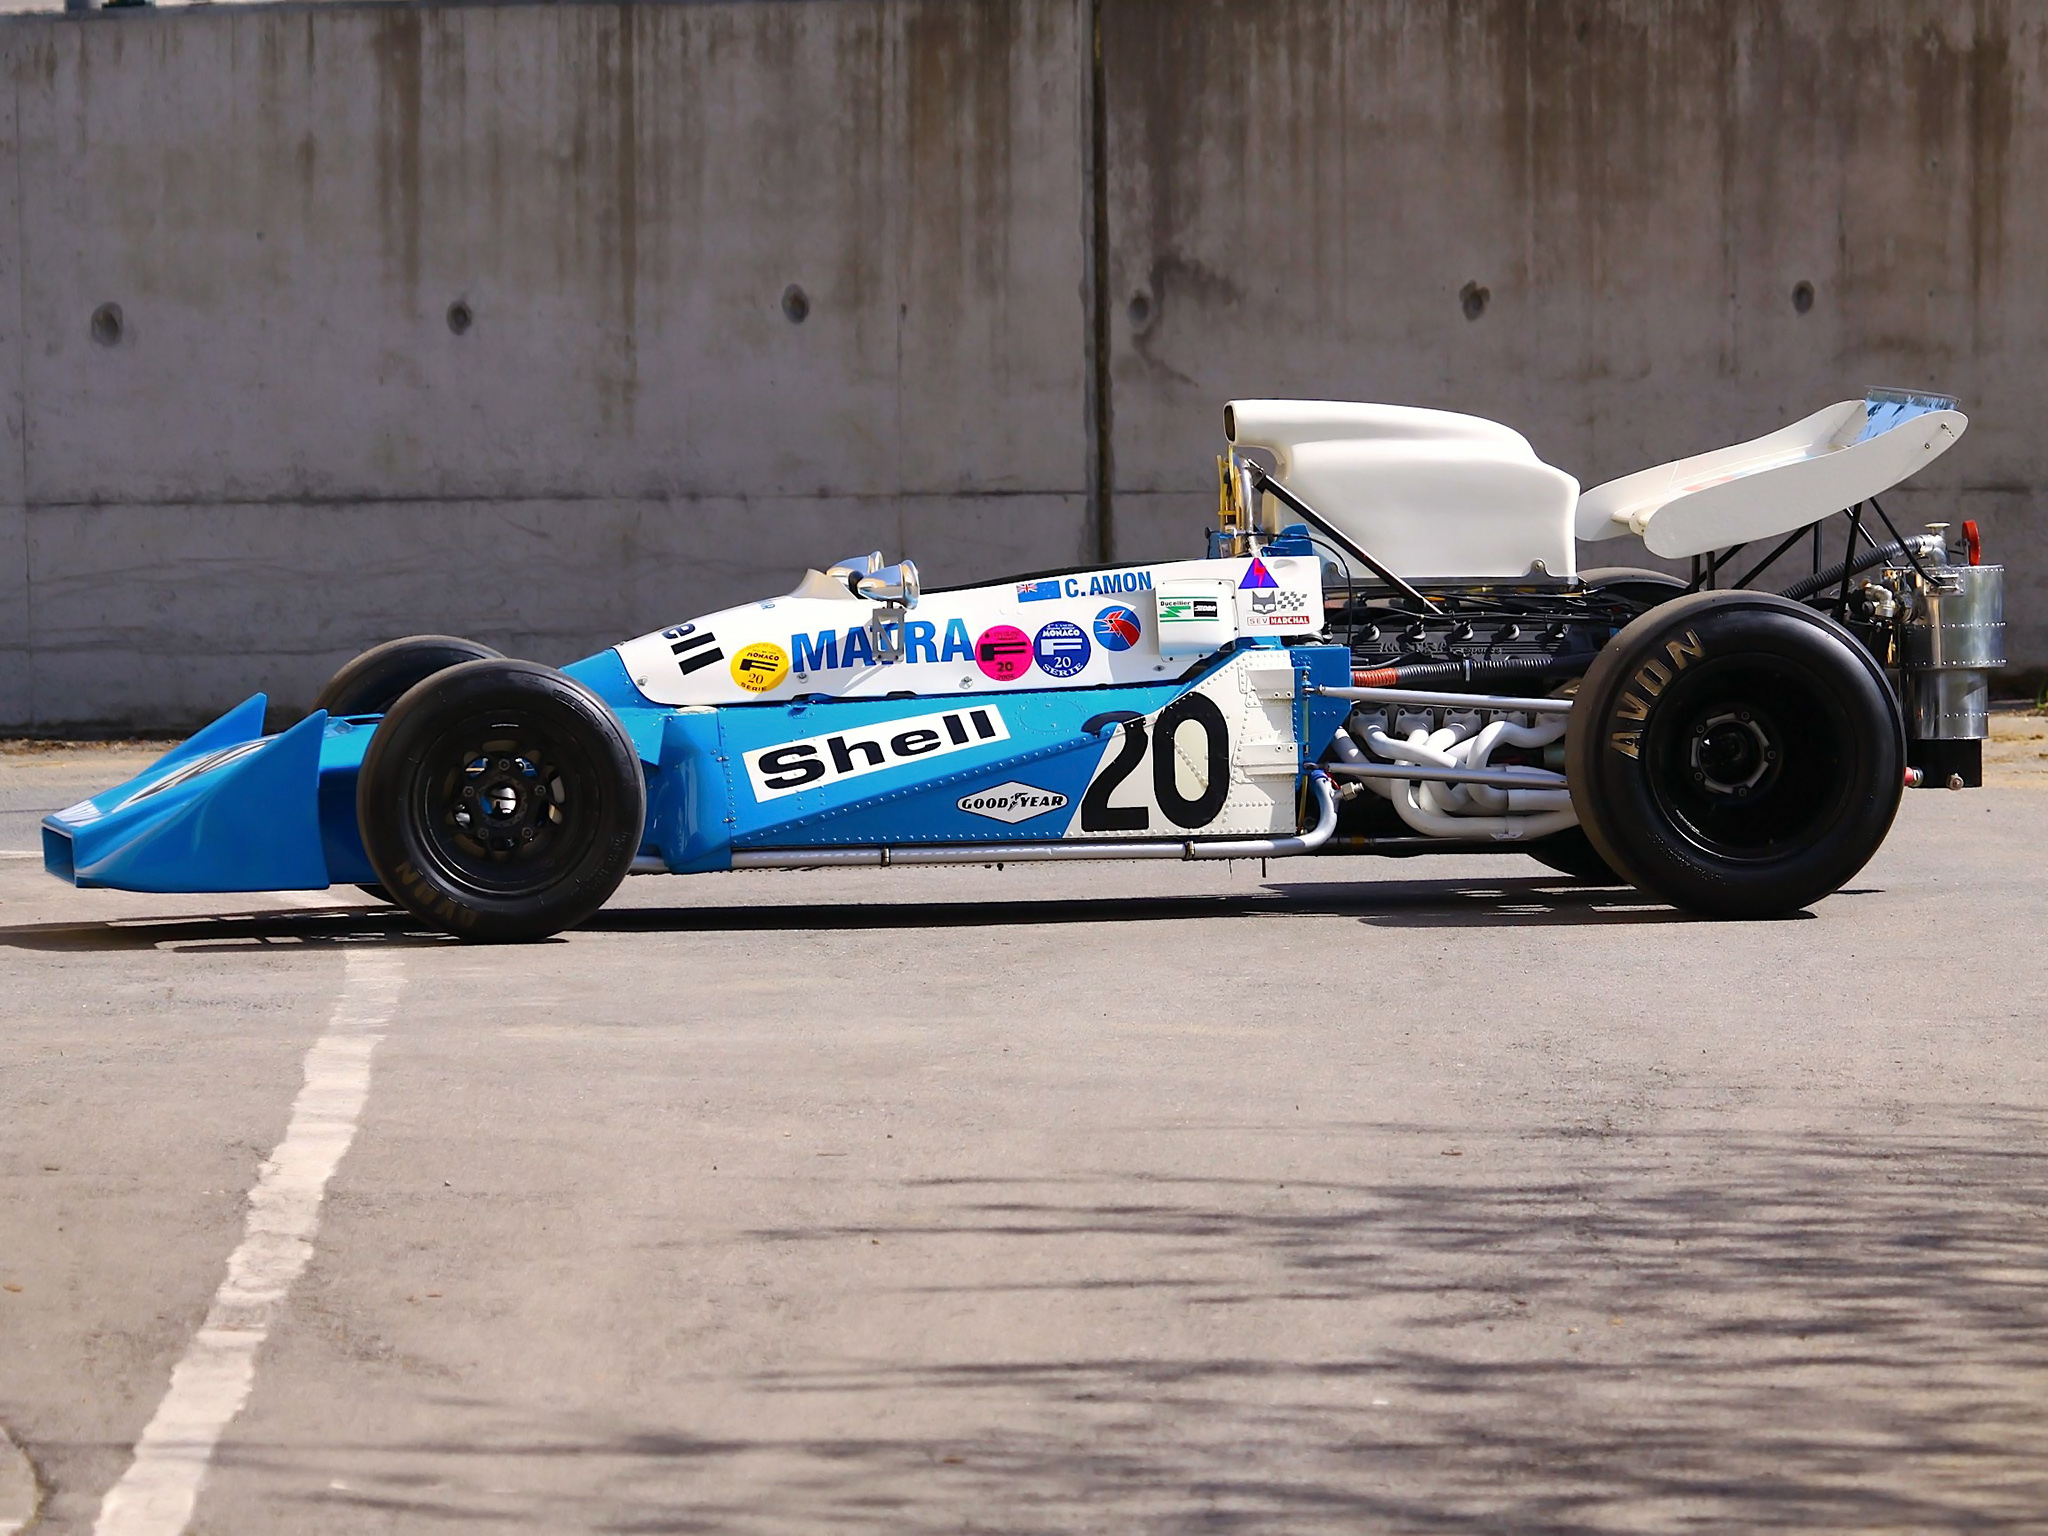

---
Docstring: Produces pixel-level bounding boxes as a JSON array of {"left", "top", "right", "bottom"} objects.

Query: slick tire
[
  {"left": 1566, "top": 591, "right": 1904, "bottom": 919},
  {"left": 313, "top": 635, "right": 504, "bottom": 718},
  {"left": 1525, "top": 827, "right": 1623, "bottom": 884},
  {"left": 358, "top": 660, "right": 646, "bottom": 943}
]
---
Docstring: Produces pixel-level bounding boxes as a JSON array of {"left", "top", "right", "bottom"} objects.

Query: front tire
[
  {"left": 1566, "top": 592, "right": 1904, "bottom": 919},
  {"left": 314, "top": 634, "right": 504, "bottom": 717},
  {"left": 357, "top": 660, "right": 646, "bottom": 942}
]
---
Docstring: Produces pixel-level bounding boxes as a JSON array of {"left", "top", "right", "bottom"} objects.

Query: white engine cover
[
  {"left": 1227, "top": 400, "right": 1580, "bottom": 581},
  {"left": 1575, "top": 393, "right": 1968, "bottom": 559}
]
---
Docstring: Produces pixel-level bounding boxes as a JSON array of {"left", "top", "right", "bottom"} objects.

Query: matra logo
[
  {"left": 743, "top": 707, "right": 1012, "bottom": 801},
  {"left": 790, "top": 620, "right": 975, "bottom": 673}
]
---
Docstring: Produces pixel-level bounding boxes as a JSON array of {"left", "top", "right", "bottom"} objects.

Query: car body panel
[
  {"left": 610, "top": 554, "right": 1324, "bottom": 708},
  {"left": 41, "top": 634, "right": 1355, "bottom": 893}
]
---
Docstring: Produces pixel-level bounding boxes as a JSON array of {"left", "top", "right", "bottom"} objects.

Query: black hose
[
  {"left": 1354, "top": 654, "right": 1580, "bottom": 690},
  {"left": 1780, "top": 535, "right": 1940, "bottom": 602}
]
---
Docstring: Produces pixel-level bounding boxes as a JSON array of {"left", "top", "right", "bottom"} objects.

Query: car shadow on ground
[
  {"left": 0, "top": 905, "right": 448, "bottom": 952},
  {"left": 594, "top": 876, "right": 1716, "bottom": 935},
  {"left": 0, "top": 874, "right": 1835, "bottom": 951}
]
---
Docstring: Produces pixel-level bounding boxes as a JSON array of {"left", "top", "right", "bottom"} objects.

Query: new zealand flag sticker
[
  {"left": 1016, "top": 578, "right": 1063, "bottom": 603},
  {"left": 1239, "top": 557, "right": 1279, "bottom": 590}
]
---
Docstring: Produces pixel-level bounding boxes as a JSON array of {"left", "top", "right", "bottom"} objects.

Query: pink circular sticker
[{"left": 974, "top": 624, "right": 1033, "bottom": 681}]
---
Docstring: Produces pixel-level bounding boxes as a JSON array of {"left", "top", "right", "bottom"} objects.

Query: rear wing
[{"left": 1575, "top": 390, "right": 1967, "bottom": 558}]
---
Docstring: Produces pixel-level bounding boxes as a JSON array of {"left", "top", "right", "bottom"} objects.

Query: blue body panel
[{"left": 43, "top": 644, "right": 1352, "bottom": 893}]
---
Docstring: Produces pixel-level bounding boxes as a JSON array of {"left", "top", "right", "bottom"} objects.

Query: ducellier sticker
[{"left": 1607, "top": 629, "right": 1706, "bottom": 759}]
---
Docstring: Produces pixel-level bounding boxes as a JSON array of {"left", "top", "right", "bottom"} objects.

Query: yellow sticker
[{"left": 730, "top": 641, "right": 790, "bottom": 693}]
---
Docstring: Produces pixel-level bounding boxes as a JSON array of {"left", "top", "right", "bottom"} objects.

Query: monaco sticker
[
  {"left": 956, "top": 781, "right": 1070, "bottom": 823},
  {"left": 730, "top": 641, "right": 790, "bottom": 693}
]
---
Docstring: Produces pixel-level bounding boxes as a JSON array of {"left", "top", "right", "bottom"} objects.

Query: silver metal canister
[{"left": 1900, "top": 562, "right": 2005, "bottom": 740}]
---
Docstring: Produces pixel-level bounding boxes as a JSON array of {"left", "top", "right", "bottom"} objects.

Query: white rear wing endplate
[{"left": 1576, "top": 391, "right": 1968, "bottom": 559}]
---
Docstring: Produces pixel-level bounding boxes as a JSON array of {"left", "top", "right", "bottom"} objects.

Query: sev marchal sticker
[{"left": 730, "top": 641, "right": 791, "bottom": 693}]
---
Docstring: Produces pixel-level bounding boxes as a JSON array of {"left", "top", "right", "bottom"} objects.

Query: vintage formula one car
[{"left": 44, "top": 390, "right": 2001, "bottom": 941}]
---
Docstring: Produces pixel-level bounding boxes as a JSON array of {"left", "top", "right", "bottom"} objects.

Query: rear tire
[
  {"left": 314, "top": 635, "right": 503, "bottom": 717},
  {"left": 358, "top": 660, "right": 646, "bottom": 942},
  {"left": 1566, "top": 592, "right": 1903, "bottom": 918},
  {"left": 1579, "top": 566, "right": 1688, "bottom": 612}
]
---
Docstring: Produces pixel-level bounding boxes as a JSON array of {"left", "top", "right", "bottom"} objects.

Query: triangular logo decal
[{"left": 1239, "top": 557, "right": 1279, "bottom": 589}]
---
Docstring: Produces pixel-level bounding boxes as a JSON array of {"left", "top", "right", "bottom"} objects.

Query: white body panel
[
  {"left": 1071, "top": 649, "right": 1302, "bottom": 838},
  {"left": 1575, "top": 396, "right": 1968, "bottom": 559},
  {"left": 1227, "top": 400, "right": 1580, "bottom": 580},
  {"left": 614, "top": 555, "right": 1324, "bottom": 707}
]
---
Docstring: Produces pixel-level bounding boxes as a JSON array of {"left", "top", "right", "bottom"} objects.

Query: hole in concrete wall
[
  {"left": 446, "top": 300, "right": 473, "bottom": 335},
  {"left": 781, "top": 285, "right": 809, "bottom": 324},
  {"left": 1792, "top": 280, "right": 1816, "bottom": 315},
  {"left": 90, "top": 302, "right": 122, "bottom": 346},
  {"left": 1460, "top": 281, "right": 1489, "bottom": 321},
  {"left": 1127, "top": 290, "right": 1153, "bottom": 327}
]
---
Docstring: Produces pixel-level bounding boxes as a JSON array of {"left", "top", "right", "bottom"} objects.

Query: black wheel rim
[
  {"left": 408, "top": 708, "right": 602, "bottom": 897},
  {"left": 1642, "top": 652, "right": 1854, "bottom": 863}
]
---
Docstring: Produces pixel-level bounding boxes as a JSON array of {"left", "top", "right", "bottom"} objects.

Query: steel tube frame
[
  {"left": 1325, "top": 761, "right": 1568, "bottom": 792},
  {"left": 1313, "top": 684, "right": 1574, "bottom": 714}
]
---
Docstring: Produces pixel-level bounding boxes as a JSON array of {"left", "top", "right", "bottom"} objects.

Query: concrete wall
[
  {"left": 0, "top": 0, "right": 2042, "bottom": 729},
  {"left": 1099, "top": 1, "right": 2048, "bottom": 658},
  {"left": 0, "top": 0, "right": 1091, "bottom": 728}
]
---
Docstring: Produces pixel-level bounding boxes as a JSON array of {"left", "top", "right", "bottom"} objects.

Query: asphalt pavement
[{"left": 1, "top": 727, "right": 2046, "bottom": 1534}]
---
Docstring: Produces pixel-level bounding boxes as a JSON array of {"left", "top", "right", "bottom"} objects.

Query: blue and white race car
[{"left": 43, "top": 394, "right": 2000, "bottom": 940}]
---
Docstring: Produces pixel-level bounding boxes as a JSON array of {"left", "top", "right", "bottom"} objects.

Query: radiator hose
[{"left": 1779, "top": 534, "right": 1943, "bottom": 602}]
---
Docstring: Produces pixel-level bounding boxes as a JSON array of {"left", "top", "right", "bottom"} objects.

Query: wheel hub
[
  {"left": 448, "top": 746, "right": 565, "bottom": 856},
  {"left": 1688, "top": 708, "right": 1780, "bottom": 798}
]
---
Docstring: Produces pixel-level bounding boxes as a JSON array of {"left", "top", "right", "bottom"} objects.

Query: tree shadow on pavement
[{"left": 164, "top": 1114, "right": 2048, "bottom": 1534}]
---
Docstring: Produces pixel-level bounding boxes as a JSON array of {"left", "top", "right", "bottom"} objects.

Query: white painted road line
[
  {"left": 93, "top": 948, "right": 405, "bottom": 1536},
  {"left": 0, "top": 1422, "right": 38, "bottom": 1535}
]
